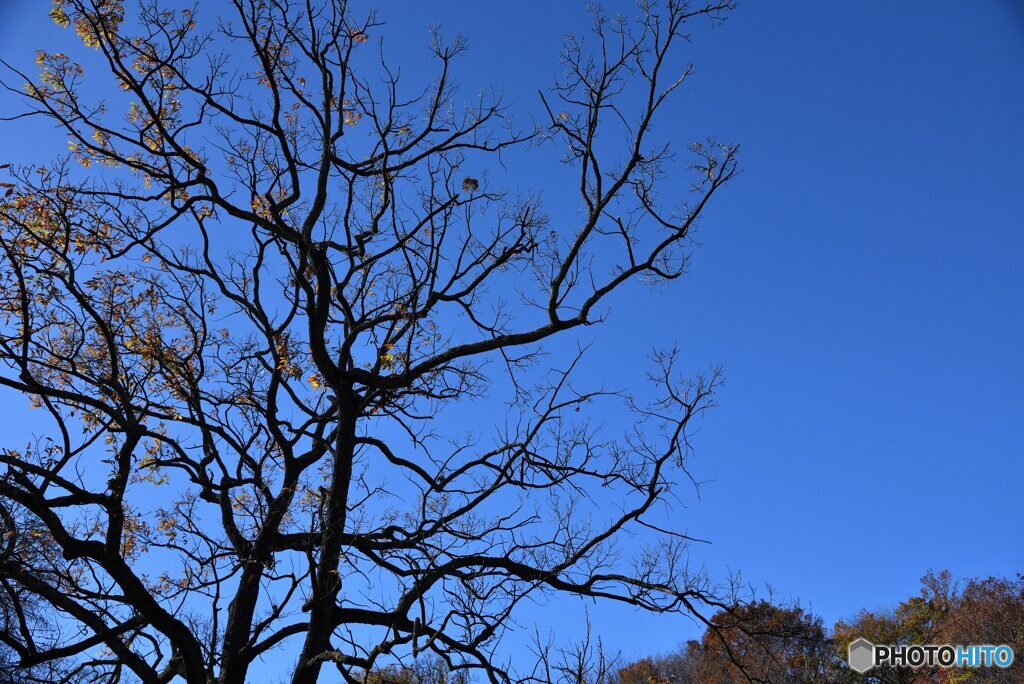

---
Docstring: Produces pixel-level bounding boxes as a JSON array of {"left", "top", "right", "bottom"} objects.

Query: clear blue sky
[{"left": 1, "top": 0, "right": 1022, "bottom": 667}]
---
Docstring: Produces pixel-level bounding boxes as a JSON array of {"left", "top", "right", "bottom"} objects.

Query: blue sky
[{"left": 1, "top": 0, "right": 1022, "bottom": 668}]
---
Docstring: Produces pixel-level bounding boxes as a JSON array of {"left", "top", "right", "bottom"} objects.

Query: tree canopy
[{"left": 0, "top": 1, "right": 738, "bottom": 682}]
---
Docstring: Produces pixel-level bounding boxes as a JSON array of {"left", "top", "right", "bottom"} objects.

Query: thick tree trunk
[{"left": 291, "top": 396, "right": 358, "bottom": 684}]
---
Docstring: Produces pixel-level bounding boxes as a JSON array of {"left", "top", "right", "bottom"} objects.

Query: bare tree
[{"left": 0, "top": 0, "right": 738, "bottom": 682}]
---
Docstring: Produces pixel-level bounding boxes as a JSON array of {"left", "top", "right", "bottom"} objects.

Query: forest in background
[{"left": 616, "top": 570, "right": 1023, "bottom": 683}]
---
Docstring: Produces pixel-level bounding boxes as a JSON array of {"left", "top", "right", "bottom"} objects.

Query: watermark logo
[
  {"left": 848, "top": 638, "right": 874, "bottom": 673},
  {"left": 847, "top": 638, "right": 1015, "bottom": 673}
]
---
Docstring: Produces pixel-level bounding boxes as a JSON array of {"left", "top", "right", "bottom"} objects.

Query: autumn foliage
[{"left": 618, "top": 571, "right": 1024, "bottom": 684}]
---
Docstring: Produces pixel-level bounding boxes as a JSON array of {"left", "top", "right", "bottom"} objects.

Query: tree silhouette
[{"left": 0, "top": 1, "right": 738, "bottom": 682}]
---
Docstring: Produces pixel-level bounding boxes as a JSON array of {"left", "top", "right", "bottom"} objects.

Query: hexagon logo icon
[{"left": 848, "top": 638, "right": 875, "bottom": 673}]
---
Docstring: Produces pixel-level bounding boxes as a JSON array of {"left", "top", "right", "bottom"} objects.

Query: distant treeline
[{"left": 617, "top": 570, "right": 1023, "bottom": 683}]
